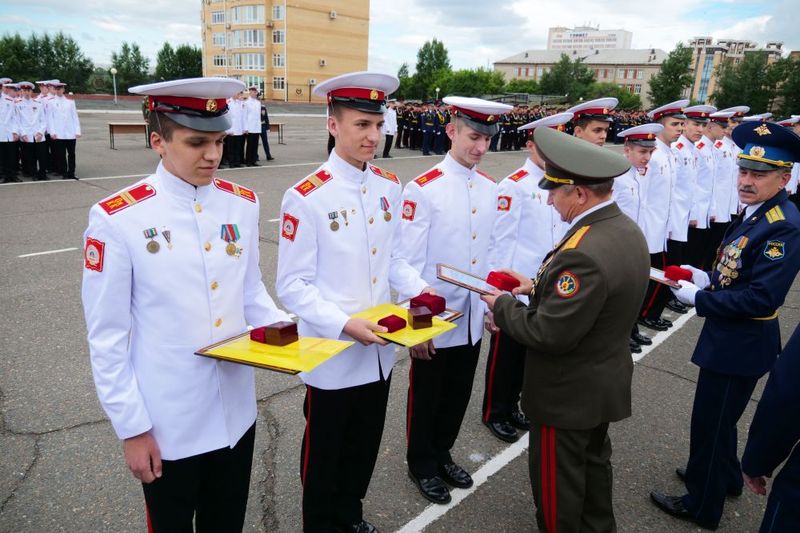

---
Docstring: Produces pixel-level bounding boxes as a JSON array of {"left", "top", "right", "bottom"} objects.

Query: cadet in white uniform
[
  {"left": 82, "top": 77, "right": 289, "bottom": 532},
  {"left": 222, "top": 92, "right": 245, "bottom": 168},
  {"left": 482, "top": 112, "right": 571, "bottom": 444},
  {"left": 0, "top": 78, "right": 20, "bottom": 183},
  {"left": 707, "top": 111, "right": 737, "bottom": 263},
  {"left": 392, "top": 96, "right": 512, "bottom": 505},
  {"left": 684, "top": 105, "right": 718, "bottom": 269},
  {"left": 15, "top": 81, "right": 48, "bottom": 181},
  {"left": 46, "top": 81, "right": 81, "bottom": 179},
  {"left": 719, "top": 106, "right": 751, "bottom": 217},
  {"left": 243, "top": 85, "right": 262, "bottom": 166},
  {"left": 569, "top": 97, "right": 618, "bottom": 147},
  {"left": 276, "top": 72, "right": 410, "bottom": 533}
]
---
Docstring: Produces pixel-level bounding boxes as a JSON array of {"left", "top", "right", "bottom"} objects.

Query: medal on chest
[
  {"left": 380, "top": 196, "right": 392, "bottom": 222},
  {"left": 161, "top": 227, "right": 172, "bottom": 250},
  {"left": 328, "top": 211, "right": 339, "bottom": 231},
  {"left": 220, "top": 224, "right": 243, "bottom": 258},
  {"left": 715, "top": 236, "right": 748, "bottom": 287},
  {"left": 143, "top": 227, "right": 160, "bottom": 253}
]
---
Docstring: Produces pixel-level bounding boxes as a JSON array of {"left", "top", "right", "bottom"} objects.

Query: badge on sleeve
[
  {"left": 555, "top": 271, "right": 580, "bottom": 298},
  {"left": 84, "top": 237, "right": 105, "bottom": 272},
  {"left": 281, "top": 213, "right": 299, "bottom": 241},
  {"left": 497, "top": 195, "right": 512, "bottom": 212},
  {"left": 764, "top": 240, "right": 785, "bottom": 261},
  {"left": 402, "top": 200, "right": 417, "bottom": 221}
]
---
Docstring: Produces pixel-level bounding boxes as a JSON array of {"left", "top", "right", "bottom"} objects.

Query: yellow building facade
[{"left": 200, "top": 0, "right": 369, "bottom": 102}]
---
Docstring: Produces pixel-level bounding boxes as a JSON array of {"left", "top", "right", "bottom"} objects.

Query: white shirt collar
[
  {"left": 155, "top": 161, "right": 212, "bottom": 202},
  {"left": 568, "top": 199, "right": 614, "bottom": 230},
  {"left": 442, "top": 152, "right": 475, "bottom": 181},
  {"left": 523, "top": 157, "right": 544, "bottom": 179},
  {"left": 328, "top": 148, "right": 368, "bottom": 183},
  {"left": 744, "top": 202, "right": 764, "bottom": 219}
]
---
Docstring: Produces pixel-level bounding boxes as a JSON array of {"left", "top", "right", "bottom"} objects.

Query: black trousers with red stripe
[
  {"left": 142, "top": 423, "right": 255, "bottom": 533},
  {"left": 300, "top": 377, "right": 391, "bottom": 532},
  {"left": 529, "top": 422, "right": 615, "bottom": 533},
  {"left": 406, "top": 342, "right": 481, "bottom": 478},
  {"left": 687, "top": 227, "right": 713, "bottom": 270},
  {"left": 482, "top": 331, "right": 525, "bottom": 423}
]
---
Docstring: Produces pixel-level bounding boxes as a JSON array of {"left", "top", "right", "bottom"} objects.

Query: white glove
[
  {"left": 680, "top": 264, "right": 710, "bottom": 289},
  {"left": 671, "top": 279, "right": 700, "bottom": 306}
]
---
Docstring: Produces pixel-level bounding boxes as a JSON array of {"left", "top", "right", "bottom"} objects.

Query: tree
[
  {"left": 775, "top": 57, "right": 800, "bottom": 117},
  {"left": 111, "top": 42, "right": 150, "bottom": 92},
  {"left": 396, "top": 62, "right": 413, "bottom": 100},
  {"left": 155, "top": 43, "right": 202, "bottom": 81},
  {"left": 710, "top": 52, "right": 782, "bottom": 113},
  {"left": 538, "top": 54, "right": 595, "bottom": 103},
  {"left": 504, "top": 79, "right": 539, "bottom": 94},
  {"left": 588, "top": 82, "right": 642, "bottom": 110},
  {"left": 432, "top": 68, "right": 505, "bottom": 98},
  {"left": 154, "top": 43, "right": 175, "bottom": 80},
  {"left": 0, "top": 32, "right": 93, "bottom": 92},
  {"left": 648, "top": 43, "right": 694, "bottom": 107},
  {"left": 412, "top": 38, "right": 452, "bottom": 99}
]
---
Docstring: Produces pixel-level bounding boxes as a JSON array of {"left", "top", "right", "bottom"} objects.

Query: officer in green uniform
[{"left": 482, "top": 126, "right": 650, "bottom": 533}]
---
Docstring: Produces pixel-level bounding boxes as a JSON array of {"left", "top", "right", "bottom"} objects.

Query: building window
[
  {"left": 212, "top": 32, "right": 226, "bottom": 47},
  {"left": 634, "top": 84, "right": 642, "bottom": 94},
  {"left": 272, "top": 5, "right": 284, "bottom": 20},
  {"left": 536, "top": 66, "right": 544, "bottom": 78},
  {"left": 243, "top": 76, "right": 264, "bottom": 94},
  {"left": 229, "top": 29, "right": 264, "bottom": 48},
  {"left": 229, "top": 5, "right": 264, "bottom": 24},
  {"left": 231, "top": 53, "right": 265, "bottom": 71},
  {"left": 211, "top": 11, "right": 225, "bottom": 24},
  {"left": 697, "top": 54, "right": 715, "bottom": 103},
  {"left": 617, "top": 68, "right": 624, "bottom": 79},
  {"left": 637, "top": 69, "right": 644, "bottom": 79},
  {"left": 273, "top": 76, "right": 285, "bottom": 90},
  {"left": 272, "top": 30, "right": 285, "bottom": 44},
  {"left": 213, "top": 55, "right": 227, "bottom": 67},
  {"left": 273, "top": 53, "right": 285, "bottom": 67}
]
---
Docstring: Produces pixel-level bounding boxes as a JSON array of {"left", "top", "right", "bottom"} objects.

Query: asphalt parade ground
[{"left": 2, "top": 110, "right": 799, "bottom": 532}]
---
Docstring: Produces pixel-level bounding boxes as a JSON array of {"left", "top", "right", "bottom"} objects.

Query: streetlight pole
[
  {"left": 435, "top": 87, "right": 440, "bottom": 102},
  {"left": 110, "top": 67, "right": 118, "bottom": 105}
]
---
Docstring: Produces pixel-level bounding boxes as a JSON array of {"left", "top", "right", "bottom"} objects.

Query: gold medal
[
  {"left": 384, "top": 211, "right": 392, "bottom": 222},
  {"left": 226, "top": 242, "right": 237, "bottom": 256},
  {"left": 146, "top": 240, "right": 160, "bottom": 254},
  {"left": 330, "top": 220, "right": 339, "bottom": 231}
]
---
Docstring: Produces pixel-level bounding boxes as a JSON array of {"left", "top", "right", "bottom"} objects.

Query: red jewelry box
[
  {"left": 250, "top": 321, "right": 299, "bottom": 346},
  {"left": 378, "top": 314, "right": 407, "bottom": 333},
  {"left": 486, "top": 271, "right": 521, "bottom": 291},
  {"left": 410, "top": 293, "right": 446, "bottom": 315},
  {"left": 664, "top": 266, "right": 693, "bottom": 282},
  {"left": 408, "top": 306, "right": 433, "bottom": 329}
]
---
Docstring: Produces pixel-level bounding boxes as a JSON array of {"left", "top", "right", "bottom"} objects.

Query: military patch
[
  {"left": 99, "top": 183, "right": 156, "bottom": 215},
  {"left": 696, "top": 142, "right": 705, "bottom": 149},
  {"left": 497, "top": 195, "right": 512, "bottom": 211},
  {"left": 369, "top": 164, "right": 400, "bottom": 183},
  {"left": 294, "top": 170, "right": 332, "bottom": 197},
  {"left": 214, "top": 178, "right": 256, "bottom": 202},
  {"left": 475, "top": 169, "right": 495, "bottom": 183},
  {"left": 281, "top": 213, "right": 299, "bottom": 241},
  {"left": 508, "top": 169, "right": 529, "bottom": 182},
  {"left": 84, "top": 237, "right": 105, "bottom": 272},
  {"left": 675, "top": 142, "right": 684, "bottom": 150},
  {"left": 563, "top": 225, "right": 591, "bottom": 250},
  {"left": 764, "top": 240, "right": 785, "bottom": 261},
  {"left": 402, "top": 200, "right": 417, "bottom": 221},
  {"left": 414, "top": 168, "right": 443, "bottom": 187},
  {"left": 765, "top": 206, "right": 786, "bottom": 224},
  {"left": 555, "top": 271, "right": 580, "bottom": 298}
]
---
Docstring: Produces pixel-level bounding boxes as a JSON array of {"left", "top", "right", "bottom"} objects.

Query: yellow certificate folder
[
  {"left": 352, "top": 303, "right": 457, "bottom": 347},
  {"left": 196, "top": 333, "right": 354, "bottom": 375}
]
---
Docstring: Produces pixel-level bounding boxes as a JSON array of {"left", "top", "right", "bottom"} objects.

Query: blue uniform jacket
[{"left": 693, "top": 190, "right": 800, "bottom": 377}]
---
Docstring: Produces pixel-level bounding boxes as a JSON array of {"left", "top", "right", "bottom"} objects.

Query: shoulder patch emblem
[
  {"left": 84, "top": 237, "right": 105, "bottom": 272},
  {"left": 497, "top": 195, "right": 512, "bottom": 211},
  {"left": 476, "top": 169, "right": 495, "bottom": 182},
  {"left": 369, "top": 164, "right": 399, "bottom": 184},
  {"left": 414, "top": 168, "right": 443, "bottom": 187},
  {"left": 714, "top": 140, "right": 723, "bottom": 149},
  {"left": 213, "top": 178, "right": 256, "bottom": 202},
  {"left": 555, "top": 271, "right": 580, "bottom": 298},
  {"left": 696, "top": 142, "right": 705, "bottom": 150},
  {"left": 764, "top": 240, "right": 785, "bottom": 261},
  {"left": 508, "top": 169, "right": 529, "bottom": 182},
  {"left": 281, "top": 213, "right": 299, "bottom": 241},
  {"left": 294, "top": 169, "right": 333, "bottom": 197},
  {"left": 765, "top": 206, "right": 786, "bottom": 224},
  {"left": 402, "top": 199, "right": 417, "bottom": 221},
  {"left": 563, "top": 225, "right": 591, "bottom": 250},
  {"left": 675, "top": 142, "right": 684, "bottom": 150},
  {"left": 99, "top": 183, "right": 156, "bottom": 215}
]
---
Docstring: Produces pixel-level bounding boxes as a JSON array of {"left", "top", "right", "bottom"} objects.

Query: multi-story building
[
  {"left": 494, "top": 48, "right": 666, "bottom": 107},
  {"left": 200, "top": 0, "right": 369, "bottom": 102},
  {"left": 687, "top": 37, "right": 784, "bottom": 103},
  {"left": 547, "top": 26, "right": 632, "bottom": 51}
]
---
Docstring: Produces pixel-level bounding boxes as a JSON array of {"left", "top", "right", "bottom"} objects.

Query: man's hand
[
  {"left": 410, "top": 339, "right": 436, "bottom": 360},
  {"left": 21, "top": 135, "right": 28, "bottom": 142},
  {"left": 495, "top": 268, "right": 533, "bottom": 296},
  {"left": 680, "top": 264, "right": 711, "bottom": 289},
  {"left": 710, "top": 216, "right": 716, "bottom": 223},
  {"left": 76, "top": 134, "right": 81, "bottom": 139},
  {"left": 35, "top": 133, "right": 43, "bottom": 142},
  {"left": 484, "top": 311, "right": 499, "bottom": 333},
  {"left": 51, "top": 134, "right": 58, "bottom": 140},
  {"left": 689, "top": 220, "right": 698, "bottom": 228},
  {"left": 12, "top": 133, "right": 18, "bottom": 142},
  {"left": 743, "top": 472, "right": 767, "bottom": 496},
  {"left": 124, "top": 432, "right": 162, "bottom": 484},
  {"left": 481, "top": 289, "right": 505, "bottom": 311},
  {"left": 343, "top": 317, "right": 388, "bottom": 346},
  {"left": 421, "top": 286, "right": 436, "bottom": 295},
  {"left": 671, "top": 279, "right": 700, "bottom": 306}
]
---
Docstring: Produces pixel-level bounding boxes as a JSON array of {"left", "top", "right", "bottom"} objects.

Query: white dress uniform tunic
[
  {"left": 82, "top": 163, "right": 288, "bottom": 460},
  {"left": 727, "top": 135, "right": 743, "bottom": 215},
  {"left": 692, "top": 135, "right": 717, "bottom": 228},
  {"left": 392, "top": 152, "right": 497, "bottom": 347},
  {"left": 712, "top": 137, "right": 735, "bottom": 224},
  {"left": 276, "top": 150, "right": 406, "bottom": 390},
  {"left": 642, "top": 138, "right": 674, "bottom": 253},
  {"left": 46, "top": 94, "right": 80, "bottom": 139},
  {"left": 613, "top": 166, "right": 647, "bottom": 226},
  {"left": 242, "top": 95, "right": 261, "bottom": 134},
  {"left": 225, "top": 98, "right": 244, "bottom": 136},
  {"left": 0, "top": 91, "right": 18, "bottom": 141},
  {"left": 16, "top": 97, "right": 47, "bottom": 142},
  {"left": 382, "top": 106, "right": 398, "bottom": 136},
  {"left": 670, "top": 134, "right": 698, "bottom": 241}
]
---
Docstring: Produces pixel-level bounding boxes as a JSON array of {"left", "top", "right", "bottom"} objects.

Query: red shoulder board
[
  {"left": 294, "top": 169, "right": 332, "bottom": 197},
  {"left": 414, "top": 168, "right": 444, "bottom": 187},
  {"left": 675, "top": 142, "right": 684, "bottom": 150},
  {"left": 369, "top": 164, "right": 399, "bottom": 184},
  {"left": 214, "top": 178, "right": 256, "bottom": 203},
  {"left": 714, "top": 140, "right": 723, "bottom": 149},
  {"left": 99, "top": 183, "right": 156, "bottom": 215},
  {"left": 696, "top": 142, "right": 705, "bottom": 149},
  {"left": 508, "top": 169, "right": 529, "bottom": 182},
  {"left": 476, "top": 169, "right": 495, "bottom": 182}
]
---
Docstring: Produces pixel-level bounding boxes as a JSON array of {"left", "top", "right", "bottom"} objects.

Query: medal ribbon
[
  {"left": 220, "top": 224, "right": 240, "bottom": 243},
  {"left": 143, "top": 227, "right": 158, "bottom": 239},
  {"left": 380, "top": 197, "right": 390, "bottom": 212}
]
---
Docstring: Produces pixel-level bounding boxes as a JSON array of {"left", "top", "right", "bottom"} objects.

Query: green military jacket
[{"left": 493, "top": 202, "right": 649, "bottom": 430}]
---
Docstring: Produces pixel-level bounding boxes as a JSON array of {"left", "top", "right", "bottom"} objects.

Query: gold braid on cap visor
[
  {"left": 737, "top": 154, "right": 794, "bottom": 168},
  {"left": 543, "top": 173, "right": 575, "bottom": 185}
]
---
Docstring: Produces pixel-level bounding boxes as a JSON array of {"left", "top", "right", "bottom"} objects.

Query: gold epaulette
[
  {"left": 294, "top": 169, "right": 332, "bottom": 197},
  {"left": 563, "top": 225, "right": 591, "bottom": 250},
  {"left": 765, "top": 206, "right": 786, "bottom": 224}
]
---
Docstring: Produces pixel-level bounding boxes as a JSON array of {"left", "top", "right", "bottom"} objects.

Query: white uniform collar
[
  {"left": 677, "top": 134, "right": 696, "bottom": 151},
  {"left": 744, "top": 202, "right": 764, "bottom": 219},
  {"left": 698, "top": 135, "right": 712, "bottom": 147},
  {"left": 568, "top": 199, "right": 614, "bottom": 230},
  {"left": 522, "top": 156, "right": 544, "bottom": 178},
  {"left": 154, "top": 161, "right": 212, "bottom": 201},
  {"left": 655, "top": 137, "right": 671, "bottom": 152},
  {"left": 442, "top": 152, "right": 475, "bottom": 181},
  {"left": 328, "top": 148, "right": 368, "bottom": 183}
]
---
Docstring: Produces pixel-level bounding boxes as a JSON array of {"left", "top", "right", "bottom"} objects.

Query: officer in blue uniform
[
  {"left": 650, "top": 121, "right": 800, "bottom": 530},
  {"left": 741, "top": 323, "right": 800, "bottom": 532},
  {"left": 421, "top": 102, "right": 435, "bottom": 156}
]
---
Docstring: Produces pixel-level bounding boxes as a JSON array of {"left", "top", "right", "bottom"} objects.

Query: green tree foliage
[
  {"left": 648, "top": 43, "right": 694, "bottom": 107},
  {"left": 710, "top": 52, "right": 783, "bottom": 113},
  {"left": 538, "top": 54, "right": 595, "bottom": 102},
  {"left": 0, "top": 32, "right": 94, "bottom": 92},
  {"left": 588, "top": 82, "right": 642, "bottom": 110},
  {"left": 155, "top": 43, "right": 202, "bottom": 81},
  {"left": 504, "top": 78, "right": 539, "bottom": 94},
  {"left": 433, "top": 68, "right": 505, "bottom": 98},
  {"left": 111, "top": 42, "right": 150, "bottom": 92},
  {"left": 774, "top": 57, "right": 800, "bottom": 117},
  {"left": 412, "top": 38, "right": 452, "bottom": 99},
  {"left": 396, "top": 62, "right": 413, "bottom": 100}
]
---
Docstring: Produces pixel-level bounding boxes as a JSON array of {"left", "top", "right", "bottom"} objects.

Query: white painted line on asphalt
[
  {"left": 633, "top": 308, "right": 697, "bottom": 362},
  {"left": 396, "top": 437, "right": 529, "bottom": 533},
  {"left": 267, "top": 218, "right": 280, "bottom": 222},
  {"left": 18, "top": 247, "right": 79, "bottom": 258}
]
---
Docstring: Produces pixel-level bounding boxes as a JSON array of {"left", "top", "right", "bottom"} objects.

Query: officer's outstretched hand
[
  {"left": 680, "top": 264, "right": 710, "bottom": 289},
  {"left": 743, "top": 472, "right": 767, "bottom": 496},
  {"left": 484, "top": 311, "right": 499, "bottom": 333},
  {"left": 671, "top": 280, "right": 700, "bottom": 306},
  {"left": 495, "top": 268, "right": 533, "bottom": 296},
  {"left": 481, "top": 290, "right": 504, "bottom": 312},
  {"left": 410, "top": 340, "right": 436, "bottom": 360},
  {"left": 343, "top": 318, "right": 389, "bottom": 346},
  {"left": 124, "top": 431, "right": 162, "bottom": 484}
]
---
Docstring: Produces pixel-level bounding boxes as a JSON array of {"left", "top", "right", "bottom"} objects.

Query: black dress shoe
[
  {"left": 629, "top": 340, "right": 642, "bottom": 353},
  {"left": 408, "top": 471, "right": 451, "bottom": 504},
  {"left": 660, "top": 317, "right": 673, "bottom": 328},
  {"left": 334, "top": 520, "right": 379, "bottom": 533},
  {"left": 650, "top": 491, "right": 718, "bottom": 530},
  {"left": 246, "top": 162, "right": 260, "bottom": 167},
  {"left": 509, "top": 410, "right": 530, "bottom": 431},
  {"left": 267, "top": 156, "right": 275, "bottom": 160},
  {"left": 676, "top": 468, "right": 742, "bottom": 497},
  {"left": 631, "top": 331, "right": 652, "bottom": 346},
  {"left": 438, "top": 462, "right": 473, "bottom": 489},
  {"left": 638, "top": 317, "right": 668, "bottom": 331},
  {"left": 666, "top": 299, "right": 689, "bottom": 314},
  {"left": 483, "top": 419, "right": 519, "bottom": 443}
]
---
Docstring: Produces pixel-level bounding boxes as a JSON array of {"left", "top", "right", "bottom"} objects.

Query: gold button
[
  {"left": 210, "top": 281, "right": 219, "bottom": 290},
  {"left": 362, "top": 186, "right": 367, "bottom": 194},
  {"left": 351, "top": 209, "right": 356, "bottom": 214},
  {"left": 194, "top": 204, "right": 202, "bottom": 213},
  {"left": 469, "top": 182, "right": 473, "bottom": 188},
  {"left": 472, "top": 207, "right": 477, "bottom": 214},
  {"left": 368, "top": 216, "right": 374, "bottom": 224},
  {"left": 472, "top": 233, "right": 477, "bottom": 240},
  {"left": 214, "top": 318, "right": 222, "bottom": 327},
  {"left": 471, "top": 258, "right": 477, "bottom": 265},
  {"left": 371, "top": 247, "right": 377, "bottom": 255},
  {"left": 204, "top": 242, "right": 212, "bottom": 252},
  {"left": 372, "top": 277, "right": 377, "bottom": 284}
]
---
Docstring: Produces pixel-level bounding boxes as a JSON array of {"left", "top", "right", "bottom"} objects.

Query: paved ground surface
[{"left": 1, "top": 112, "right": 797, "bottom": 532}]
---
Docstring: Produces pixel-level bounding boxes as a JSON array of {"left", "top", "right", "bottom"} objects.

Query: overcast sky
[{"left": 0, "top": 0, "right": 795, "bottom": 75}]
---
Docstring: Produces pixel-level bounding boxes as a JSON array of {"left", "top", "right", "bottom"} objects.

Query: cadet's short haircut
[
  {"left": 573, "top": 117, "right": 607, "bottom": 130},
  {"left": 148, "top": 112, "right": 184, "bottom": 141}
]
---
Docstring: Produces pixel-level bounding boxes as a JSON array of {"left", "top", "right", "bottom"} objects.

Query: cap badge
[
  {"left": 487, "top": 115, "right": 495, "bottom": 122},
  {"left": 602, "top": 108, "right": 608, "bottom": 114},
  {"left": 749, "top": 145, "right": 766, "bottom": 158},
  {"left": 206, "top": 99, "right": 218, "bottom": 112},
  {"left": 755, "top": 124, "right": 771, "bottom": 136},
  {"left": 370, "top": 89, "right": 379, "bottom": 101}
]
